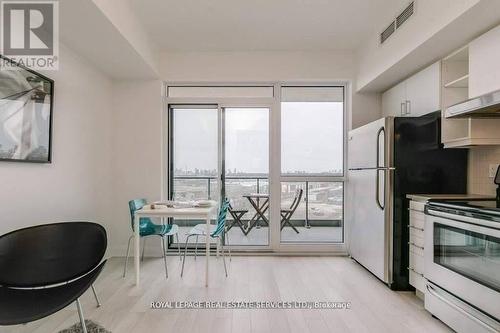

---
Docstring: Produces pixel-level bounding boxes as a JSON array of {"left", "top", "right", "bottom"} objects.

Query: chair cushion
[{"left": 0, "top": 261, "right": 106, "bottom": 326}]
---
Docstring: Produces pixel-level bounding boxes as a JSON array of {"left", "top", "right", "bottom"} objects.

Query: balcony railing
[{"left": 172, "top": 175, "right": 343, "bottom": 227}]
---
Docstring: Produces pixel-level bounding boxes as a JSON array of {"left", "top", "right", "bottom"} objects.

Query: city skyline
[{"left": 173, "top": 102, "right": 344, "bottom": 175}]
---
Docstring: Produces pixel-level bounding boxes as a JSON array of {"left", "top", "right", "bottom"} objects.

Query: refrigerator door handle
[{"left": 376, "top": 127, "right": 385, "bottom": 210}]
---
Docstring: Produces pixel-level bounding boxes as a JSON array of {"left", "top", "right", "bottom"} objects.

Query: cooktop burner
[{"left": 427, "top": 199, "right": 500, "bottom": 222}]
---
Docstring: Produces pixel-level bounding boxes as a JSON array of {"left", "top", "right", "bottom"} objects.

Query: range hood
[{"left": 445, "top": 89, "right": 500, "bottom": 118}]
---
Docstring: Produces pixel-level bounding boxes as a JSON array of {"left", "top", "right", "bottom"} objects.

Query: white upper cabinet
[
  {"left": 406, "top": 62, "right": 441, "bottom": 117},
  {"left": 382, "top": 61, "right": 441, "bottom": 118},
  {"left": 469, "top": 25, "right": 500, "bottom": 98},
  {"left": 382, "top": 80, "right": 406, "bottom": 117}
]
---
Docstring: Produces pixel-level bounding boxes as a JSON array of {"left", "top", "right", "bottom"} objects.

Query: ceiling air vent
[
  {"left": 380, "top": 22, "right": 396, "bottom": 44},
  {"left": 396, "top": 2, "right": 414, "bottom": 28},
  {"left": 380, "top": 1, "right": 415, "bottom": 44}
]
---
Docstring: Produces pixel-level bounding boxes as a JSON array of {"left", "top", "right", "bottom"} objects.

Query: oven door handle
[{"left": 426, "top": 284, "right": 499, "bottom": 332}]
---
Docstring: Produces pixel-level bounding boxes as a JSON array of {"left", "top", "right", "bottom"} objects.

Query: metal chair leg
[
  {"left": 221, "top": 239, "right": 228, "bottom": 277},
  {"left": 91, "top": 284, "right": 101, "bottom": 307},
  {"left": 176, "top": 233, "right": 181, "bottom": 260},
  {"left": 194, "top": 235, "right": 199, "bottom": 260},
  {"left": 160, "top": 236, "right": 168, "bottom": 278},
  {"left": 76, "top": 298, "right": 88, "bottom": 333},
  {"left": 181, "top": 235, "right": 193, "bottom": 277},
  {"left": 123, "top": 235, "right": 133, "bottom": 278},
  {"left": 141, "top": 237, "right": 147, "bottom": 261},
  {"left": 225, "top": 231, "right": 231, "bottom": 261}
]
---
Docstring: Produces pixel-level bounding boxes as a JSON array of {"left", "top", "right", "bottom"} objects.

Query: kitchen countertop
[{"left": 406, "top": 193, "right": 495, "bottom": 202}]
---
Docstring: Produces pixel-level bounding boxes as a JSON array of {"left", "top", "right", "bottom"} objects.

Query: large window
[
  {"left": 167, "top": 83, "right": 346, "bottom": 250},
  {"left": 281, "top": 86, "right": 344, "bottom": 176},
  {"left": 280, "top": 86, "right": 344, "bottom": 243}
]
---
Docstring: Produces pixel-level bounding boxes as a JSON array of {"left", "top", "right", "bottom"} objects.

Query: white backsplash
[{"left": 468, "top": 146, "right": 500, "bottom": 195}]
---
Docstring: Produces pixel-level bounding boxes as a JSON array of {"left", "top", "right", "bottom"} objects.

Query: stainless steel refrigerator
[{"left": 347, "top": 112, "right": 467, "bottom": 290}]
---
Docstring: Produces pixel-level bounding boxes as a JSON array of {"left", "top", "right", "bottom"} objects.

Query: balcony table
[
  {"left": 133, "top": 202, "right": 217, "bottom": 287},
  {"left": 242, "top": 193, "right": 270, "bottom": 234}
]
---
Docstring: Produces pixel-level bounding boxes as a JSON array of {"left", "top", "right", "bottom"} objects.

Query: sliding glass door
[
  {"left": 169, "top": 106, "right": 219, "bottom": 246},
  {"left": 223, "top": 108, "right": 269, "bottom": 246},
  {"left": 169, "top": 105, "right": 270, "bottom": 248}
]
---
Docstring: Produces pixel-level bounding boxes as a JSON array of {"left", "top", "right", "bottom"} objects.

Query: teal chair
[
  {"left": 181, "top": 199, "right": 231, "bottom": 277},
  {"left": 123, "top": 199, "right": 181, "bottom": 279}
]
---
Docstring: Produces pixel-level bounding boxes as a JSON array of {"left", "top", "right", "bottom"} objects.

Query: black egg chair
[{"left": 0, "top": 222, "right": 107, "bottom": 333}]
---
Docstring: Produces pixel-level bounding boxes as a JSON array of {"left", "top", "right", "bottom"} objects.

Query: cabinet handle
[
  {"left": 408, "top": 267, "right": 424, "bottom": 277},
  {"left": 408, "top": 242, "right": 424, "bottom": 250},
  {"left": 406, "top": 100, "right": 411, "bottom": 115},
  {"left": 400, "top": 102, "right": 406, "bottom": 116},
  {"left": 408, "top": 225, "right": 424, "bottom": 232}
]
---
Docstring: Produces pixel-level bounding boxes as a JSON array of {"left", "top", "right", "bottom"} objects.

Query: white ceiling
[{"left": 130, "top": 0, "right": 407, "bottom": 52}]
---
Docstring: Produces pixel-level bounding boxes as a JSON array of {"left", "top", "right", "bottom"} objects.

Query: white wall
[
  {"left": 357, "top": 0, "right": 480, "bottom": 91},
  {"left": 108, "top": 80, "right": 163, "bottom": 255},
  {"left": 92, "top": 0, "right": 159, "bottom": 74},
  {"left": 0, "top": 44, "right": 113, "bottom": 241},
  {"left": 161, "top": 50, "right": 381, "bottom": 129}
]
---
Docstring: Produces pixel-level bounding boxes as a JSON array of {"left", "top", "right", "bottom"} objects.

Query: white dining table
[{"left": 133, "top": 202, "right": 217, "bottom": 287}]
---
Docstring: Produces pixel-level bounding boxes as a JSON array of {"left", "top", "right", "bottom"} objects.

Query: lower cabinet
[{"left": 408, "top": 200, "right": 426, "bottom": 295}]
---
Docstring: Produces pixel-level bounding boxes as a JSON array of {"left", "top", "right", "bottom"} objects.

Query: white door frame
[{"left": 163, "top": 81, "right": 350, "bottom": 254}]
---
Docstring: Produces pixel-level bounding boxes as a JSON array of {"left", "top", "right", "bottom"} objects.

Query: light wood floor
[{"left": 3, "top": 256, "right": 451, "bottom": 333}]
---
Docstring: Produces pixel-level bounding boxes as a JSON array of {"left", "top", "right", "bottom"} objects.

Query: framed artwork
[{"left": 0, "top": 55, "right": 54, "bottom": 163}]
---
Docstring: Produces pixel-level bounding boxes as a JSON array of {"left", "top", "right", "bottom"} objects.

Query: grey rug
[{"left": 58, "top": 320, "right": 111, "bottom": 333}]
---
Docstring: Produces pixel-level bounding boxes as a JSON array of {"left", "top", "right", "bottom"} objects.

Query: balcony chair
[
  {"left": 280, "top": 188, "right": 303, "bottom": 234},
  {"left": 181, "top": 199, "right": 231, "bottom": 277},
  {"left": 226, "top": 202, "right": 249, "bottom": 235},
  {"left": 0, "top": 222, "right": 107, "bottom": 333},
  {"left": 124, "top": 199, "right": 181, "bottom": 279}
]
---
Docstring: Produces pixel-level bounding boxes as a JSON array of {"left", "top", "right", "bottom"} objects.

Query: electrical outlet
[{"left": 489, "top": 164, "right": 499, "bottom": 178}]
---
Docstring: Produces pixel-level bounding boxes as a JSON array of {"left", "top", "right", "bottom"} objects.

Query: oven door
[{"left": 425, "top": 210, "right": 500, "bottom": 320}]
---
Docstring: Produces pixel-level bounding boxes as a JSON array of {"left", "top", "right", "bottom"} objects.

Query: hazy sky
[{"left": 173, "top": 102, "right": 343, "bottom": 175}]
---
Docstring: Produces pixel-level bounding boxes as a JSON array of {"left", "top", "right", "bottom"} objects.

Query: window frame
[{"left": 164, "top": 81, "right": 350, "bottom": 253}]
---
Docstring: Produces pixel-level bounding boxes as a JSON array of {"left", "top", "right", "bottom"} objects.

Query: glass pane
[
  {"left": 173, "top": 108, "right": 218, "bottom": 179},
  {"left": 434, "top": 223, "right": 500, "bottom": 292},
  {"left": 281, "top": 181, "right": 343, "bottom": 243},
  {"left": 224, "top": 108, "right": 269, "bottom": 246},
  {"left": 171, "top": 107, "right": 218, "bottom": 245},
  {"left": 281, "top": 86, "right": 344, "bottom": 176}
]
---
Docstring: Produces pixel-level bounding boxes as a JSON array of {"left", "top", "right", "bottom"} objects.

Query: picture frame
[{"left": 0, "top": 55, "right": 54, "bottom": 163}]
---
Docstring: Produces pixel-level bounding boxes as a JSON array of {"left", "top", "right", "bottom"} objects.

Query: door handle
[
  {"left": 426, "top": 284, "right": 500, "bottom": 332},
  {"left": 376, "top": 127, "right": 385, "bottom": 210}
]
